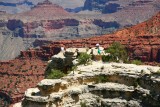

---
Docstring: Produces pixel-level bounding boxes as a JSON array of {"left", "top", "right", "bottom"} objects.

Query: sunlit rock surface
[{"left": 15, "top": 62, "right": 160, "bottom": 107}]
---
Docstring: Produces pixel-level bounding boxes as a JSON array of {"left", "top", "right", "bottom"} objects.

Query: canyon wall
[
  {"left": 0, "top": 0, "right": 160, "bottom": 61},
  {"left": 0, "top": 59, "right": 47, "bottom": 106},
  {"left": 19, "top": 12, "right": 160, "bottom": 62},
  {"left": 20, "top": 34, "right": 160, "bottom": 62}
]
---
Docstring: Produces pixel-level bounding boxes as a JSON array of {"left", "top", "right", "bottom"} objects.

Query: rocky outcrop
[
  {"left": 1, "top": 8, "right": 159, "bottom": 106},
  {"left": 20, "top": 45, "right": 61, "bottom": 60},
  {"left": 45, "top": 47, "right": 99, "bottom": 74},
  {"left": 83, "top": 0, "right": 121, "bottom": 13},
  {"left": 1, "top": 0, "right": 160, "bottom": 60},
  {"left": 19, "top": 62, "right": 160, "bottom": 107}
]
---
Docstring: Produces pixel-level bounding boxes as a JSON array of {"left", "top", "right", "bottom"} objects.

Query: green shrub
[
  {"left": 80, "top": 101, "right": 87, "bottom": 107},
  {"left": 46, "top": 69, "right": 65, "bottom": 79},
  {"left": 131, "top": 60, "right": 142, "bottom": 65},
  {"left": 22, "top": 70, "right": 28, "bottom": 72},
  {"left": 95, "top": 75, "right": 107, "bottom": 83},
  {"left": 78, "top": 52, "right": 91, "bottom": 65},
  {"left": 102, "top": 55, "right": 111, "bottom": 62},
  {"left": 105, "top": 42, "right": 128, "bottom": 63},
  {"left": 71, "top": 65, "right": 78, "bottom": 71},
  {"left": 133, "top": 79, "right": 140, "bottom": 88}
]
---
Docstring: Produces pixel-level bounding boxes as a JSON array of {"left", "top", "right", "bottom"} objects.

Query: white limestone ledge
[{"left": 23, "top": 62, "right": 160, "bottom": 106}]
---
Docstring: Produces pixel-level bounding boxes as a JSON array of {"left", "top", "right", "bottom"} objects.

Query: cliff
[
  {"left": 113, "top": 11, "right": 160, "bottom": 36},
  {"left": 1, "top": 11, "right": 160, "bottom": 105},
  {"left": 1, "top": 0, "right": 160, "bottom": 60},
  {"left": 19, "top": 12, "right": 160, "bottom": 62},
  {"left": 20, "top": 34, "right": 160, "bottom": 62},
  {"left": 0, "top": 33, "right": 26, "bottom": 61},
  {"left": 16, "top": 62, "right": 160, "bottom": 107},
  {"left": 0, "top": 58, "right": 47, "bottom": 106},
  {"left": 83, "top": 0, "right": 160, "bottom": 13},
  {"left": 0, "top": 0, "right": 120, "bottom": 60},
  {"left": 0, "top": 0, "right": 85, "bottom": 14}
]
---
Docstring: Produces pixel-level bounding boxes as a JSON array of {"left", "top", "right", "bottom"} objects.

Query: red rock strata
[
  {"left": 20, "top": 46, "right": 61, "bottom": 60},
  {"left": 0, "top": 59, "right": 47, "bottom": 105},
  {"left": 20, "top": 12, "right": 160, "bottom": 62},
  {"left": 0, "top": 12, "right": 160, "bottom": 106}
]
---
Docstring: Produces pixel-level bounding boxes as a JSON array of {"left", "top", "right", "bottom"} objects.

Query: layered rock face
[
  {"left": 83, "top": 0, "right": 121, "bottom": 13},
  {"left": 0, "top": 23, "right": 37, "bottom": 61},
  {"left": 83, "top": 0, "right": 160, "bottom": 13},
  {"left": 6, "top": 0, "right": 120, "bottom": 39},
  {"left": 0, "top": 0, "right": 160, "bottom": 60},
  {"left": 18, "top": 62, "right": 160, "bottom": 107},
  {"left": 0, "top": 0, "right": 85, "bottom": 14},
  {"left": 82, "top": 0, "right": 160, "bottom": 26},
  {"left": 27, "top": 34, "right": 160, "bottom": 62},
  {"left": 19, "top": 12, "right": 160, "bottom": 62},
  {"left": 0, "top": 34, "right": 25, "bottom": 60},
  {"left": 1, "top": 0, "right": 160, "bottom": 40},
  {"left": 22, "top": 34, "right": 160, "bottom": 62},
  {"left": 0, "top": 0, "right": 120, "bottom": 60},
  {"left": 1, "top": 12, "right": 160, "bottom": 106},
  {"left": 0, "top": 58, "right": 47, "bottom": 106}
]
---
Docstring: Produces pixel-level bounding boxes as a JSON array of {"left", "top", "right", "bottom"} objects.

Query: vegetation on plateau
[
  {"left": 131, "top": 60, "right": 142, "bottom": 65},
  {"left": 77, "top": 52, "right": 91, "bottom": 65},
  {"left": 104, "top": 42, "right": 128, "bottom": 63},
  {"left": 46, "top": 69, "right": 65, "bottom": 79}
]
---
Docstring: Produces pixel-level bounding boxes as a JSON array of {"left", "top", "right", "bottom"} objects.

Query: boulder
[{"left": 37, "top": 79, "right": 64, "bottom": 96}]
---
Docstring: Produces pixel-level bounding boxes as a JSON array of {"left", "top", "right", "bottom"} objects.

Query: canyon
[
  {"left": 0, "top": 0, "right": 85, "bottom": 14},
  {"left": 1, "top": 0, "right": 160, "bottom": 60},
  {"left": 0, "top": 0, "right": 118, "bottom": 61},
  {"left": 0, "top": 10, "right": 160, "bottom": 106},
  {"left": 0, "top": 0, "right": 160, "bottom": 106},
  {"left": 12, "top": 43, "right": 160, "bottom": 107},
  {"left": 20, "top": 11, "right": 160, "bottom": 62}
]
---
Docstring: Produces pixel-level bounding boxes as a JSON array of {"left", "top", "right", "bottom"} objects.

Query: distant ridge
[
  {"left": 112, "top": 11, "right": 160, "bottom": 37},
  {"left": 17, "top": 0, "right": 70, "bottom": 19}
]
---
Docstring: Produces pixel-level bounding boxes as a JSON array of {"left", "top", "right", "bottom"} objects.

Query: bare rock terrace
[{"left": 15, "top": 62, "right": 160, "bottom": 107}]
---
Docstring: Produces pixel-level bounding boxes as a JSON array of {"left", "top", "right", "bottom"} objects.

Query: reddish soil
[{"left": 0, "top": 58, "right": 47, "bottom": 105}]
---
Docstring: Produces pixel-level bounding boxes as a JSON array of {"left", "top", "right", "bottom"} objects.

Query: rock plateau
[
  {"left": 15, "top": 62, "right": 160, "bottom": 107},
  {"left": 1, "top": 0, "right": 160, "bottom": 60}
]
